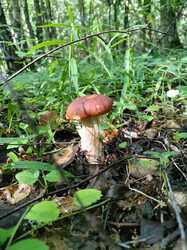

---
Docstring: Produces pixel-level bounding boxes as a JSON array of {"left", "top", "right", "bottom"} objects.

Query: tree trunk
[
  {"left": 9, "top": 0, "right": 27, "bottom": 50},
  {"left": 160, "top": 0, "right": 182, "bottom": 48},
  {"left": 23, "top": 0, "right": 35, "bottom": 44},
  {"left": 123, "top": 0, "right": 129, "bottom": 49},
  {"left": 45, "top": 0, "right": 56, "bottom": 38},
  {"left": 33, "top": 0, "right": 44, "bottom": 42},
  {"left": 113, "top": 0, "right": 121, "bottom": 29},
  {"left": 0, "top": 1, "right": 23, "bottom": 72}
]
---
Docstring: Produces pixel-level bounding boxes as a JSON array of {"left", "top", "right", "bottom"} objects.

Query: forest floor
[{"left": 0, "top": 102, "right": 186, "bottom": 250}]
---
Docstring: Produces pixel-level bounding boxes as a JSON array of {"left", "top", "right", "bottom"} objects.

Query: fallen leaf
[
  {"left": 164, "top": 120, "right": 181, "bottom": 129},
  {"left": 140, "top": 219, "right": 164, "bottom": 245},
  {"left": 144, "top": 128, "right": 157, "bottom": 139},
  {"left": 54, "top": 196, "right": 77, "bottom": 214},
  {"left": 38, "top": 111, "right": 58, "bottom": 125},
  {"left": 103, "top": 129, "right": 119, "bottom": 143},
  {"left": 0, "top": 184, "right": 32, "bottom": 204},
  {"left": 122, "top": 129, "right": 139, "bottom": 139},
  {"left": 52, "top": 144, "right": 79, "bottom": 167},
  {"left": 128, "top": 158, "right": 160, "bottom": 178}
]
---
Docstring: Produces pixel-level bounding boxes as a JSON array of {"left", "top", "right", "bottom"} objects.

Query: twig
[
  {"left": 128, "top": 185, "right": 164, "bottom": 205},
  {"left": 172, "top": 158, "right": 187, "bottom": 181},
  {"left": 164, "top": 171, "right": 187, "bottom": 250},
  {"left": 161, "top": 228, "right": 187, "bottom": 249},
  {"left": 118, "top": 236, "right": 151, "bottom": 249},
  {"left": 0, "top": 27, "right": 166, "bottom": 86},
  {"left": 0, "top": 156, "right": 128, "bottom": 221}
]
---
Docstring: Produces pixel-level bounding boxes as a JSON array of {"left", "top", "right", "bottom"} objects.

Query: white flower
[{"left": 166, "top": 89, "right": 179, "bottom": 98}]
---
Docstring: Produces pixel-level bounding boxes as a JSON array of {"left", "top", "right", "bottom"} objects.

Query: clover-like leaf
[
  {"left": 73, "top": 188, "right": 102, "bottom": 208},
  {"left": 7, "top": 239, "right": 48, "bottom": 250},
  {"left": 25, "top": 200, "right": 60, "bottom": 223},
  {"left": 15, "top": 170, "right": 39, "bottom": 185}
]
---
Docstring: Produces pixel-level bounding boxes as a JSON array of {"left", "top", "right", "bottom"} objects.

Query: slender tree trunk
[
  {"left": 78, "top": 0, "right": 86, "bottom": 27},
  {"left": 33, "top": 0, "right": 44, "bottom": 42},
  {"left": 137, "top": 0, "right": 152, "bottom": 50},
  {"left": 113, "top": 0, "right": 121, "bottom": 29},
  {"left": 77, "top": 0, "right": 88, "bottom": 48},
  {"left": 45, "top": 0, "right": 56, "bottom": 38},
  {"left": 0, "top": 1, "right": 22, "bottom": 72},
  {"left": 160, "top": 0, "right": 182, "bottom": 48},
  {"left": 123, "top": 0, "right": 129, "bottom": 49},
  {"left": 8, "top": 0, "right": 27, "bottom": 50},
  {"left": 23, "top": 0, "right": 35, "bottom": 44}
]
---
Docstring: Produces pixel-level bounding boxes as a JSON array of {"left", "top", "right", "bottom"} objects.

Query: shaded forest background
[{"left": 0, "top": 0, "right": 187, "bottom": 74}]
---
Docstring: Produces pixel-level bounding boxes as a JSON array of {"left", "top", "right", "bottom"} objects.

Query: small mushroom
[{"left": 66, "top": 94, "right": 113, "bottom": 164}]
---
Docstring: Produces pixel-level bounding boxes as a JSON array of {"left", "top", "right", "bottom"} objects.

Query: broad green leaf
[
  {"left": 45, "top": 169, "right": 61, "bottom": 183},
  {"left": 0, "top": 137, "right": 28, "bottom": 145},
  {"left": 15, "top": 170, "right": 39, "bottom": 185},
  {"left": 7, "top": 239, "right": 49, "bottom": 250},
  {"left": 30, "top": 40, "right": 64, "bottom": 52},
  {"left": 74, "top": 189, "right": 102, "bottom": 208},
  {"left": 25, "top": 201, "right": 60, "bottom": 223},
  {"left": 0, "top": 227, "right": 14, "bottom": 246},
  {"left": 12, "top": 161, "right": 55, "bottom": 171}
]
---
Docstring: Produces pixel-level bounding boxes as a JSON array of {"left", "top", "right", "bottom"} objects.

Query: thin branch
[
  {"left": 164, "top": 171, "right": 187, "bottom": 250},
  {"left": 0, "top": 27, "right": 166, "bottom": 86},
  {"left": 0, "top": 156, "right": 128, "bottom": 221}
]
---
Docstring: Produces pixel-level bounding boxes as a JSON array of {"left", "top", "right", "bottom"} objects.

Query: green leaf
[
  {"left": 30, "top": 40, "right": 64, "bottom": 52},
  {"left": 178, "top": 86, "right": 187, "bottom": 96},
  {"left": 0, "top": 137, "right": 29, "bottom": 145},
  {"left": 124, "top": 102, "right": 137, "bottom": 111},
  {"left": 145, "top": 151, "right": 177, "bottom": 167},
  {"left": 7, "top": 239, "right": 49, "bottom": 250},
  {"left": 118, "top": 141, "right": 128, "bottom": 149},
  {"left": 69, "top": 57, "right": 79, "bottom": 93},
  {"left": 12, "top": 161, "right": 55, "bottom": 171},
  {"left": 15, "top": 170, "right": 39, "bottom": 185},
  {"left": 174, "top": 132, "right": 187, "bottom": 141},
  {"left": 38, "top": 23, "right": 66, "bottom": 28},
  {"left": 45, "top": 170, "right": 61, "bottom": 183},
  {"left": 25, "top": 201, "right": 60, "bottom": 223},
  {"left": 73, "top": 188, "right": 102, "bottom": 208},
  {"left": 92, "top": 53, "right": 113, "bottom": 78},
  {"left": 0, "top": 227, "right": 14, "bottom": 246},
  {"left": 138, "top": 113, "right": 153, "bottom": 122},
  {"left": 146, "top": 105, "right": 160, "bottom": 112},
  {"left": 7, "top": 152, "right": 19, "bottom": 162}
]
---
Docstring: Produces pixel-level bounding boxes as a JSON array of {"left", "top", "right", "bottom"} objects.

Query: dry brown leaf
[
  {"left": 144, "top": 128, "right": 158, "bottom": 139},
  {"left": 38, "top": 111, "right": 58, "bottom": 125},
  {"left": 103, "top": 129, "right": 119, "bottom": 143},
  {"left": 0, "top": 183, "right": 32, "bottom": 204},
  {"left": 52, "top": 144, "right": 79, "bottom": 167},
  {"left": 54, "top": 196, "right": 77, "bottom": 214},
  {"left": 128, "top": 158, "right": 160, "bottom": 178}
]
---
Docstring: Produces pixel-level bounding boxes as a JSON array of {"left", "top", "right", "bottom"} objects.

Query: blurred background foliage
[{"left": 0, "top": 0, "right": 186, "bottom": 136}]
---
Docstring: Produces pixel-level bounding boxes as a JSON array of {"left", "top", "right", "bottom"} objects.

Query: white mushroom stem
[{"left": 77, "top": 117, "right": 103, "bottom": 164}]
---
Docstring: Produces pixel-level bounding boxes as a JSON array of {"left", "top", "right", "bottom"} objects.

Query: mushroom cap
[{"left": 66, "top": 94, "right": 113, "bottom": 120}]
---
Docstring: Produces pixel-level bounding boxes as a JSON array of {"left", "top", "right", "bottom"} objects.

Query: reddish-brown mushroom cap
[{"left": 66, "top": 94, "right": 113, "bottom": 120}]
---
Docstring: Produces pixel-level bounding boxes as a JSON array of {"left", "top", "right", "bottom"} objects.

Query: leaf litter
[{"left": 0, "top": 109, "right": 186, "bottom": 249}]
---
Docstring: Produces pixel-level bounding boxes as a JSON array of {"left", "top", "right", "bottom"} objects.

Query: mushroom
[{"left": 66, "top": 94, "right": 113, "bottom": 164}]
